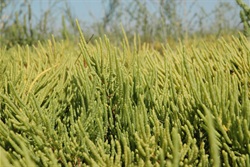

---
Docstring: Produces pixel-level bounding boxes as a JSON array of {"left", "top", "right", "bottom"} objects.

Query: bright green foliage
[{"left": 0, "top": 27, "right": 250, "bottom": 166}]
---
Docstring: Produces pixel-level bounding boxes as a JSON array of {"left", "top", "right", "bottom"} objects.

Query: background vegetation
[{"left": 0, "top": 0, "right": 248, "bottom": 48}]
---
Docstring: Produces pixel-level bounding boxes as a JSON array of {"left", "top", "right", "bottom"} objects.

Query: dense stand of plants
[{"left": 0, "top": 22, "right": 249, "bottom": 166}]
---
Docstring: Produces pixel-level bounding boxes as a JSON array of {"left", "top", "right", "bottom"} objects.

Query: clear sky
[
  {"left": 30, "top": 0, "right": 241, "bottom": 21},
  {"left": 2, "top": 0, "right": 248, "bottom": 32},
  {"left": 28, "top": 0, "right": 244, "bottom": 29}
]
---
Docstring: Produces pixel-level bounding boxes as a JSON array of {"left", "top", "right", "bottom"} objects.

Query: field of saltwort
[{"left": 0, "top": 26, "right": 249, "bottom": 166}]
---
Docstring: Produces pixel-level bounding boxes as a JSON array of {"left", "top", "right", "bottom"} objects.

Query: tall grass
[{"left": 0, "top": 22, "right": 249, "bottom": 166}]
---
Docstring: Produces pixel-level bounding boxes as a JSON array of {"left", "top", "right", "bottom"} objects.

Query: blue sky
[
  {"left": 29, "top": 0, "right": 244, "bottom": 29},
  {"left": 2, "top": 0, "right": 248, "bottom": 32},
  {"left": 32, "top": 0, "right": 241, "bottom": 21}
]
